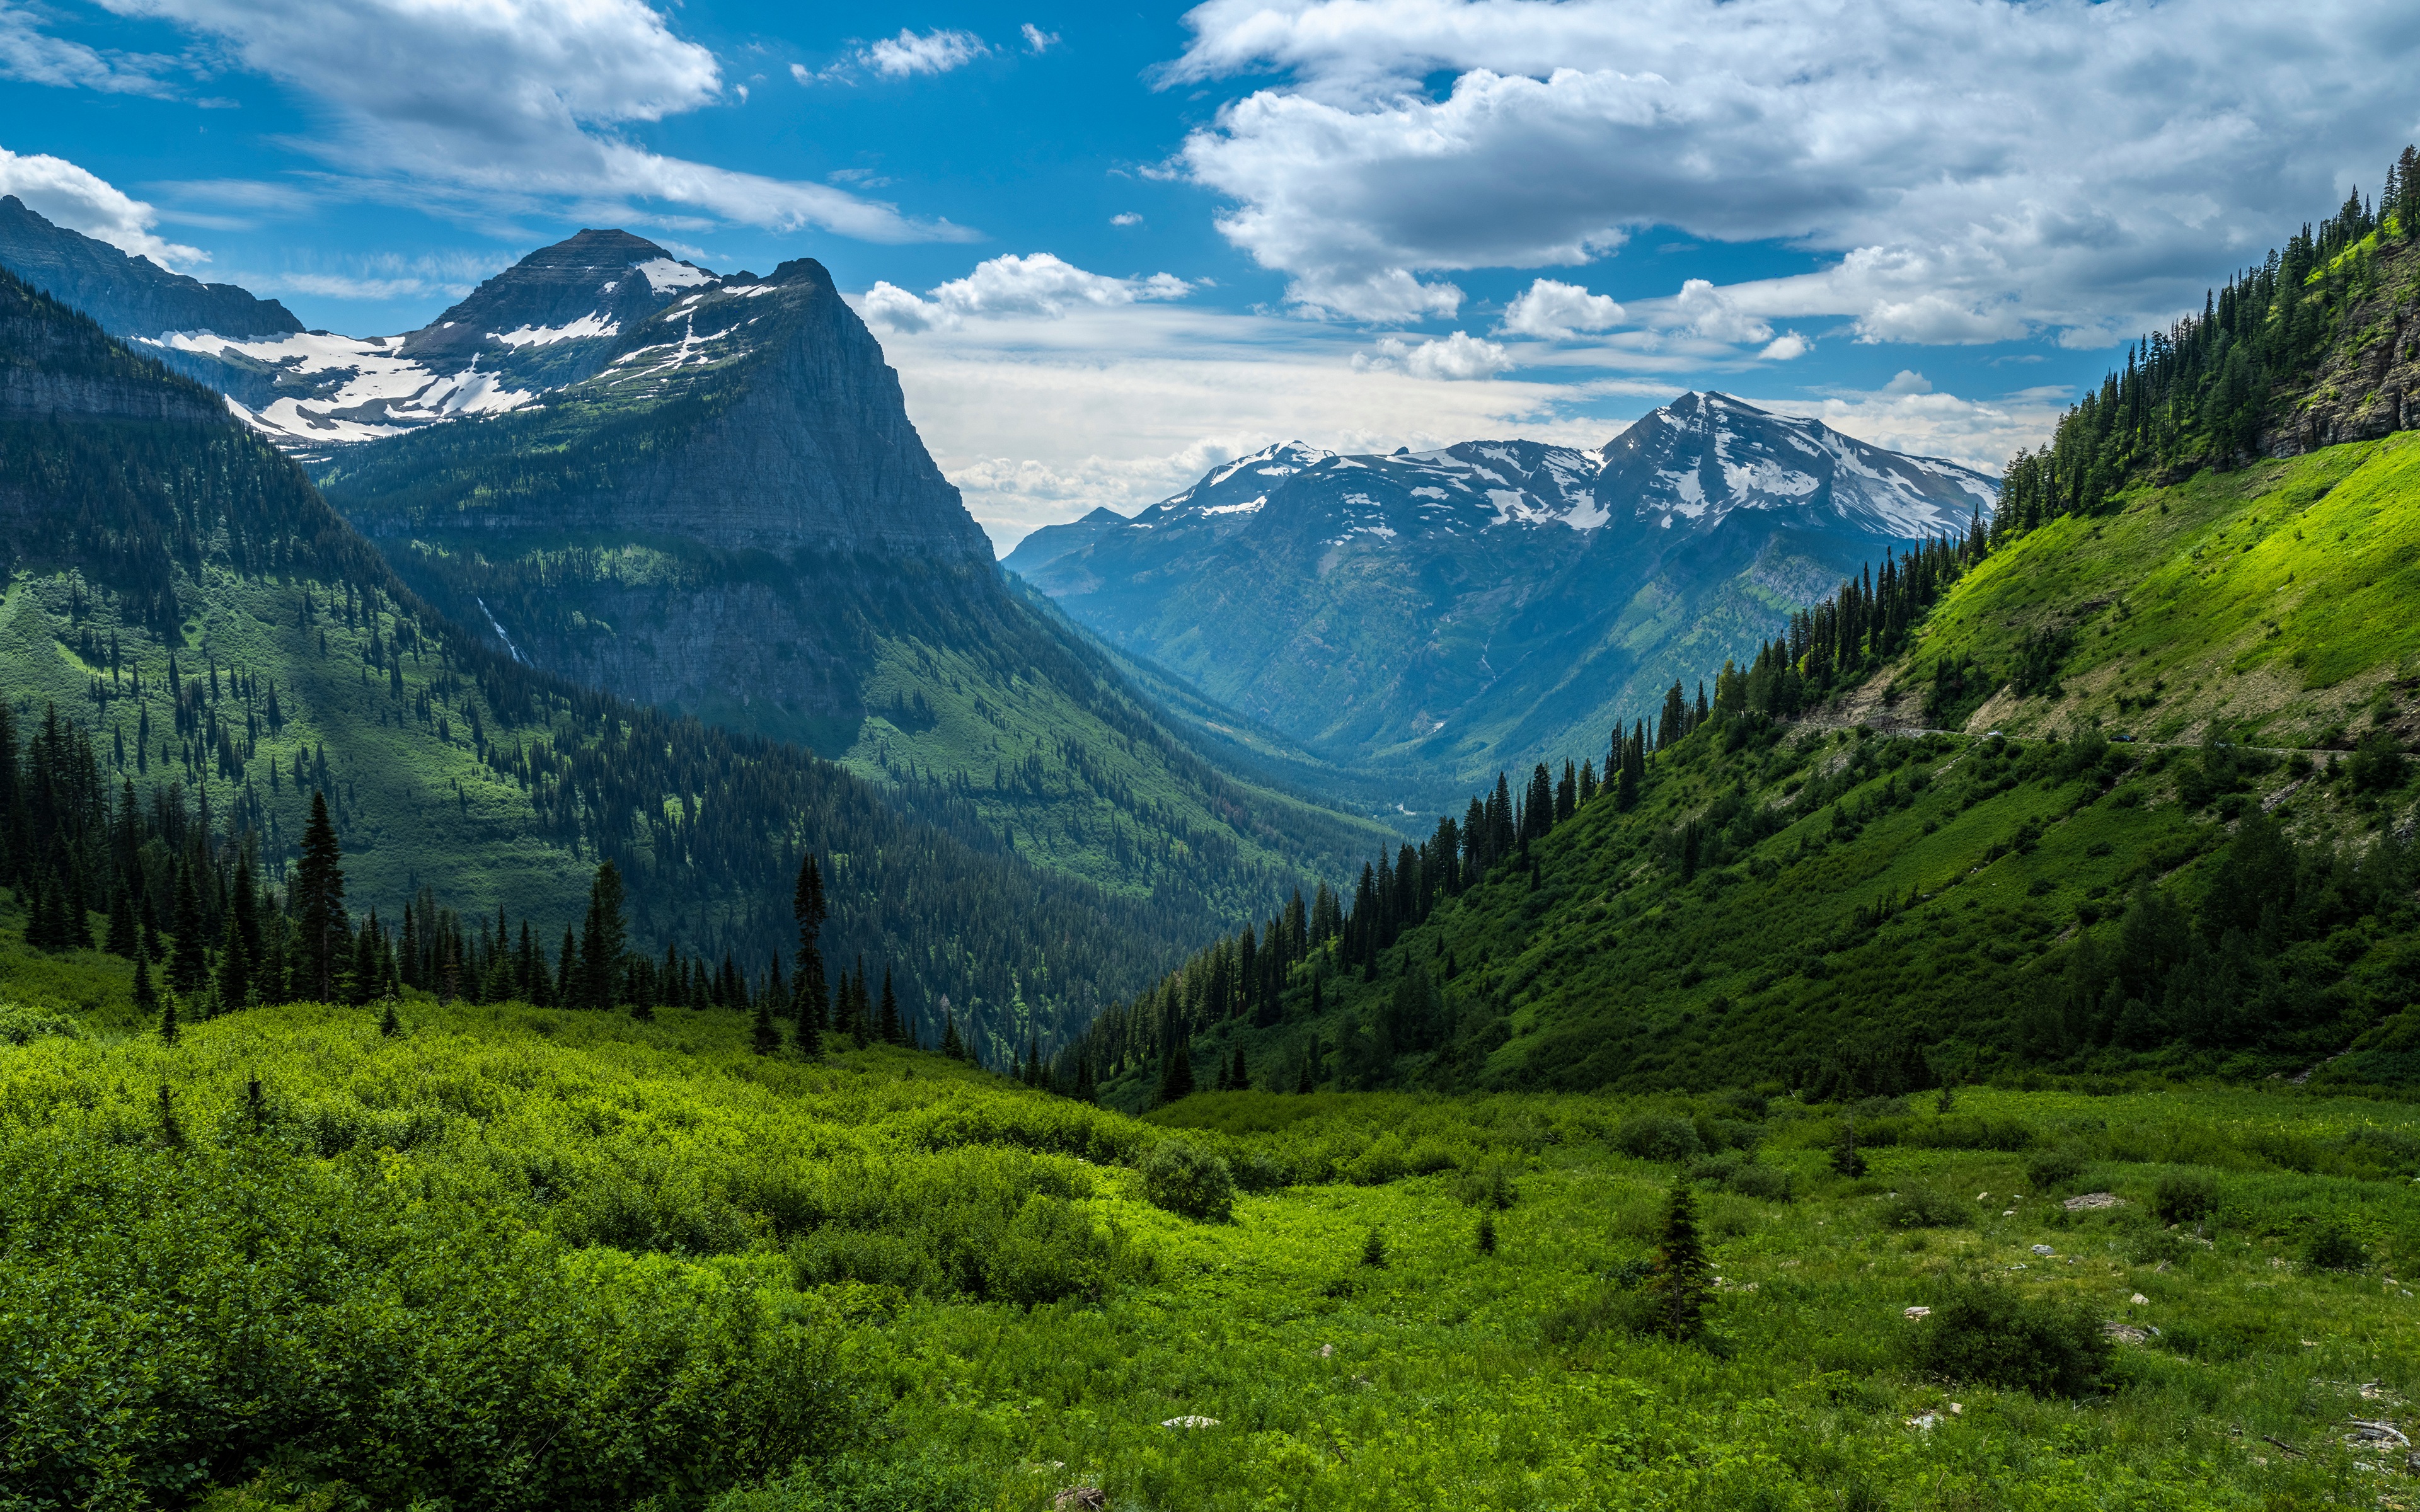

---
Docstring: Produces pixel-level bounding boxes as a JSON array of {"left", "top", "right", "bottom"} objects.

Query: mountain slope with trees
[
  {"left": 1061, "top": 154, "right": 2420, "bottom": 1104},
  {"left": 0, "top": 265, "right": 1202, "bottom": 1062}
]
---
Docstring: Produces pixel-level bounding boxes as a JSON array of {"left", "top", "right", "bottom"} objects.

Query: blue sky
[{"left": 4, "top": 0, "right": 2420, "bottom": 549}]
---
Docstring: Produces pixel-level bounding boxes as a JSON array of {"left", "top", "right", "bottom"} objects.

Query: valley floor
[{"left": 3, "top": 950, "right": 2416, "bottom": 1511}]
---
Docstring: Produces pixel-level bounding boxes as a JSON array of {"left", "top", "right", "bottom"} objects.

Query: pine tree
[
  {"left": 105, "top": 882, "right": 136, "bottom": 957},
  {"left": 132, "top": 942, "right": 158, "bottom": 1016},
  {"left": 879, "top": 968, "right": 901, "bottom": 1044},
  {"left": 1231, "top": 1045, "right": 1249, "bottom": 1092},
  {"left": 379, "top": 999, "right": 400, "bottom": 1037},
  {"left": 940, "top": 1010, "right": 964, "bottom": 1060},
  {"left": 216, "top": 911, "right": 250, "bottom": 1011},
  {"left": 158, "top": 1083, "right": 183, "bottom": 1147},
  {"left": 579, "top": 861, "right": 626, "bottom": 1011},
  {"left": 170, "top": 861, "right": 208, "bottom": 995},
  {"left": 293, "top": 791, "right": 347, "bottom": 1002},
  {"left": 1477, "top": 1211, "right": 1497, "bottom": 1255},
  {"left": 1830, "top": 1120, "right": 1867, "bottom": 1177},
  {"left": 62, "top": 858, "right": 91, "bottom": 950},
  {"left": 158, "top": 983, "right": 178, "bottom": 1046},
  {"left": 751, "top": 990, "right": 781, "bottom": 1055},
  {"left": 1297, "top": 1039, "right": 1315, "bottom": 1093},
  {"left": 792, "top": 852, "right": 829, "bottom": 1053},
  {"left": 1361, "top": 1226, "right": 1388, "bottom": 1268},
  {"left": 1648, "top": 1174, "right": 1712, "bottom": 1340}
]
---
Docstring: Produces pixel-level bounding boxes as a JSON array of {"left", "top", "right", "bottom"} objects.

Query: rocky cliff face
[
  {"left": 0, "top": 196, "right": 302, "bottom": 342},
  {"left": 0, "top": 273, "right": 233, "bottom": 428}
]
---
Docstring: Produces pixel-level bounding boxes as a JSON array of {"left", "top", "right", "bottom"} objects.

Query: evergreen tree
[
  {"left": 1361, "top": 1226, "right": 1388, "bottom": 1268},
  {"left": 62, "top": 857, "right": 91, "bottom": 950},
  {"left": 751, "top": 990, "right": 781, "bottom": 1055},
  {"left": 1648, "top": 1174, "right": 1713, "bottom": 1340},
  {"left": 579, "top": 861, "right": 626, "bottom": 1010},
  {"left": 105, "top": 881, "right": 136, "bottom": 957},
  {"left": 1156, "top": 1032, "right": 1196, "bottom": 1104},
  {"left": 879, "top": 967, "right": 901, "bottom": 1044},
  {"left": 1830, "top": 1120, "right": 1868, "bottom": 1177},
  {"left": 379, "top": 999, "right": 400, "bottom": 1037},
  {"left": 157, "top": 983, "right": 178, "bottom": 1046},
  {"left": 293, "top": 790, "right": 347, "bottom": 1002},
  {"left": 216, "top": 911, "right": 250, "bottom": 1010},
  {"left": 1231, "top": 1045, "right": 1249, "bottom": 1092},
  {"left": 1477, "top": 1211, "right": 1497, "bottom": 1255},
  {"left": 131, "top": 941, "right": 158, "bottom": 1016},
  {"left": 792, "top": 852, "right": 829, "bottom": 1053},
  {"left": 940, "top": 1009, "right": 964, "bottom": 1060},
  {"left": 170, "top": 861, "right": 208, "bottom": 995}
]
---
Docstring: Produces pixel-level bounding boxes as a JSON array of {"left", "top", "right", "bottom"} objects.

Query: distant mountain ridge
[{"left": 1008, "top": 394, "right": 1996, "bottom": 788}]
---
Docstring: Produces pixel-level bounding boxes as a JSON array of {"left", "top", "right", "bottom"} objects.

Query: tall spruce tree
[
  {"left": 170, "top": 861, "right": 208, "bottom": 995},
  {"left": 792, "top": 852, "right": 829, "bottom": 1053},
  {"left": 293, "top": 791, "right": 347, "bottom": 1002},
  {"left": 878, "top": 968, "right": 901, "bottom": 1044},
  {"left": 579, "top": 861, "right": 626, "bottom": 1011},
  {"left": 1649, "top": 1175, "right": 1713, "bottom": 1341},
  {"left": 105, "top": 881, "right": 136, "bottom": 957}
]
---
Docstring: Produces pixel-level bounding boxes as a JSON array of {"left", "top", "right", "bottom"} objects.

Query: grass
[
  {"left": 8, "top": 943, "right": 2420, "bottom": 1510},
  {"left": 1882, "top": 433, "right": 2420, "bottom": 745}
]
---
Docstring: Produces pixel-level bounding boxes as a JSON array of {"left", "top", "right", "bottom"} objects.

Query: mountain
[
  {"left": 1064, "top": 176, "right": 2420, "bottom": 1105},
  {"left": 0, "top": 263, "right": 1205, "bottom": 1058},
  {"left": 1, "top": 210, "right": 1393, "bottom": 923},
  {"left": 0, "top": 196, "right": 302, "bottom": 347},
  {"left": 1006, "top": 397, "right": 1997, "bottom": 791}
]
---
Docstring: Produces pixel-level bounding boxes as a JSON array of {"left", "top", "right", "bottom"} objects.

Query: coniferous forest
[{"left": 4, "top": 135, "right": 2420, "bottom": 1512}]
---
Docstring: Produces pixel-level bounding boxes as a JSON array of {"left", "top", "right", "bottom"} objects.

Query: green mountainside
[
  {"left": 1064, "top": 161, "right": 2420, "bottom": 1106},
  {"left": 0, "top": 268, "right": 1194, "bottom": 1058}
]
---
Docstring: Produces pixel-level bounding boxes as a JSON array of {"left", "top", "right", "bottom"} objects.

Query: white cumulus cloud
[
  {"left": 1354, "top": 329, "right": 1512, "bottom": 380},
  {"left": 1500, "top": 277, "right": 1623, "bottom": 340},
  {"left": 1021, "top": 23, "right": 1060, "bottom": 54},
  {"left": 1673, "top": 278, "right": 1771, "bottom": 345},
  {"left": 862, "top": 27, "right": 988, "bottom": 77},
  {"left": 1757, "top": 331, "right": 1809, "bottom": 361},
  {"left": 862, "top": 253, "right": 1193, "bottom": 333},
  {"left": 81, "top": 0, "right": 970, "bottom": 243},
  {"left": 0, "top": 147, "right": 202, "bottom": 268},
  {"left": 1164, "top": 0, "right": 2420, "bottom": 347}
]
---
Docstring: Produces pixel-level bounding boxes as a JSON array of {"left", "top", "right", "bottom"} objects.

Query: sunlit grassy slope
[
  {"left": 6, "top": 960, "right": 2419, "bottom": 1510},
  {"left": 0, "top": 566, "right": 590, "bottom": 929},
  {"left": 1870, "top": 433, "right": 2420, "bottom": 745}
]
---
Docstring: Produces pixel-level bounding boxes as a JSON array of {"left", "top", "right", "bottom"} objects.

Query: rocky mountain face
[
  {"left": 1008, "top": 394, "right": 1997, "bottom": 788},
  {"left": 0, "top": 196, "right": 301, "bottom": 345}
]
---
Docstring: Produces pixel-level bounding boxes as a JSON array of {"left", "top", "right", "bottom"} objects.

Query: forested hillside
[
  {"left": 1065, "top": 156, "right": 2420, "bottom": 1108},
  {"left": 0, "top": 268, "right": 1194, "bottom": 1062}
]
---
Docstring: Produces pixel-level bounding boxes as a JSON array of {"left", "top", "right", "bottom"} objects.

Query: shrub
[
  {"left": 1361, "top": 1227, "right": 1388, "bottom": 1268},
  {"left": 1453, "top": 1162, "right": 1519, "bottom": 1209},
  {"left": 1726, "top": 1162, "right": 1795, "bottom": 1202},
  {"left": 2300, "top": 1217, "right": 2366, "bottom": 1271},
  {"left": 980, "top": 1194, "right": 1120, "bottom": 1307},
  {"left": 1141, "top": 1139, "right": 1235, "bottom": 1222},
  {"left": 2025, "top": 1147, "right": 2089, "bottom": 1191},
  {"left": 1347, "top": 1135, "right": 1411, "bottom": 1185},
  {"left": 0, "top": 1001, "right": 81, "bottom": 1045},
  {"left": 1909, "top": 1283, "right": 2116, "bottom": 1397},
  {"left": 1615, "top": 1114, "right": 1703, "bottom": 1163},
  {"left": 1882, "top": 1185, "right": 1971, "bottom": 1228},
  {"left": 2153, "top": 1169, "right": 2218, "bottom": 1225}
]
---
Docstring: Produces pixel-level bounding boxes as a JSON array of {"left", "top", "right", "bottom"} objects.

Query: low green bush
[
  {"left": 0, "top": 1000, "right": 80, "bottom": 1045},
  {"left": 2155, "top": 1169, "right": 2219, "bottom": 1225},
  {"left": 2024, "top": 1147, "right": 2089, "bottom": 1191},
  {"left": 1452, "top": 1161, "right": 1519, "bottom": 1209},
  {"left": 1882, "top": 1185, "right": 1971, "bottom": 1228},
  {"left": 2300, "top": 1217, "right": 2367, "bottom": 1271},
  {"left": 1615, "top": 1114, "right": 1704, "bottom": 1163},
  {"left": 1141, "top": 1138, "right": 1235, "bottom": 1222},
  {"left": 1908, "top": 1283, "right": 2116, "bottom": 1397}
]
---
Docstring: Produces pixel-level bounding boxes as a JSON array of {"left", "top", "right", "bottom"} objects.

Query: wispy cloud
[
  {"left": 0, "top": 147, "right": 202, "bottom": 267},
  {"left": 862, "top": 27, "right": 988, "bottom": 77},
  {"left": 71, "top": 0, "right": 972, "bottom": 243}
]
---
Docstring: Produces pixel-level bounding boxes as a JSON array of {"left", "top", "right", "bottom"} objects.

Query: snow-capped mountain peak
[{"left": 1603, "top": 391, "right": 1996, "bottom": 539}]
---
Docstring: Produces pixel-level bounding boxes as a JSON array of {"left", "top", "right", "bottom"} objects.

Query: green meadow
[{"left": 6, "top": 918, "right": 2417, "bottom": 1510}]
